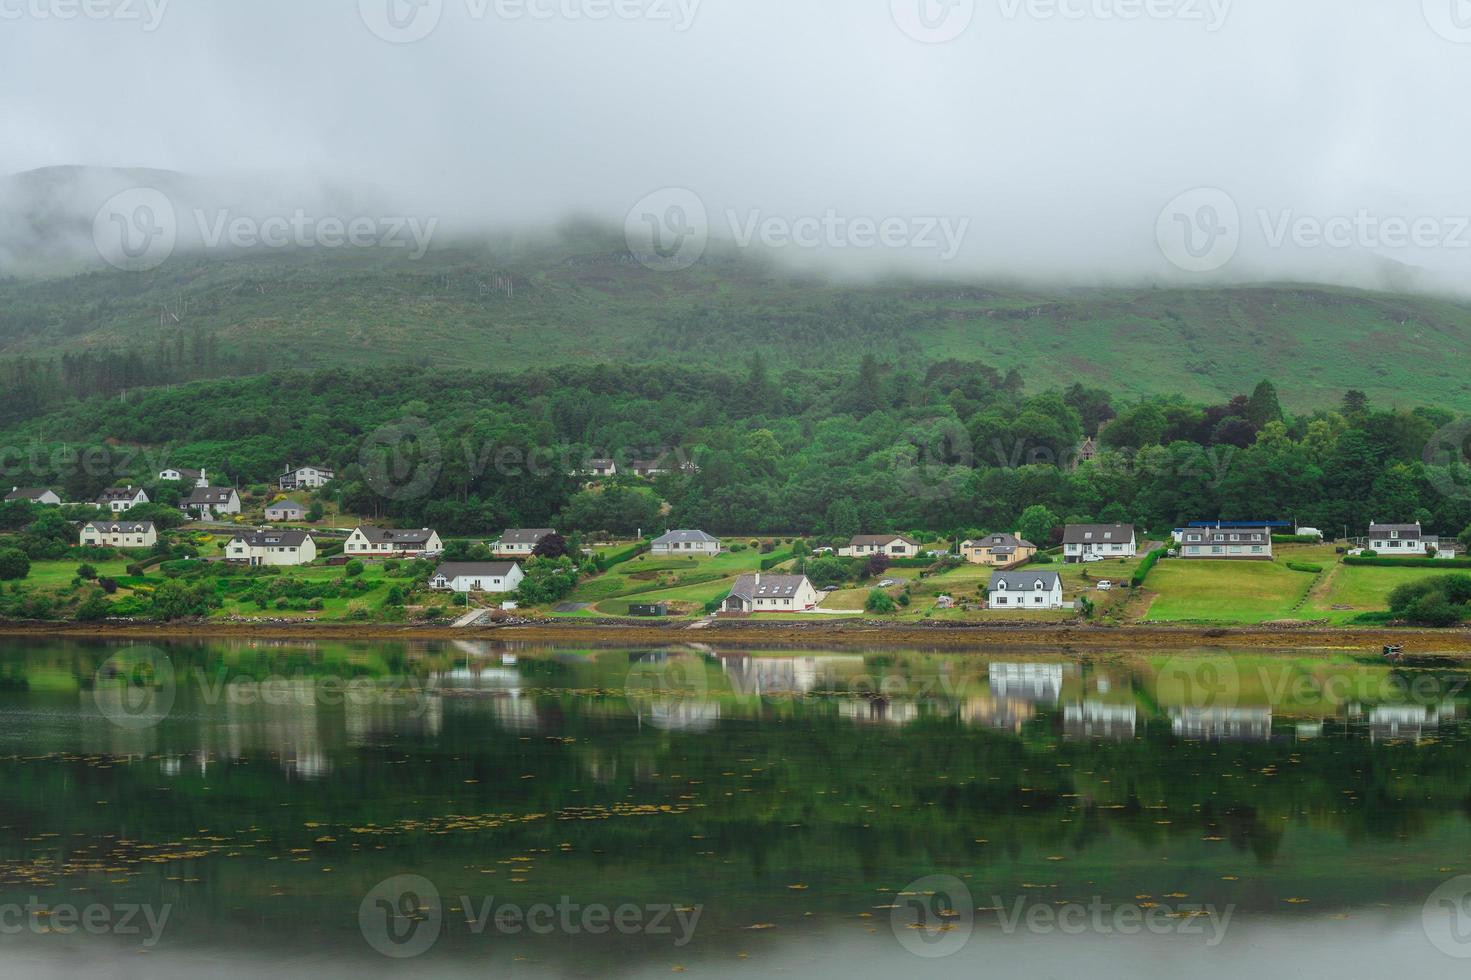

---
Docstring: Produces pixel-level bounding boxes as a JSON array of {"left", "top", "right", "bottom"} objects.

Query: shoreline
[{"left": 3, "top": 618, "right": 1471, "bottom": 654}]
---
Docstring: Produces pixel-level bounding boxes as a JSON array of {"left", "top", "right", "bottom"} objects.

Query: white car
[
  {"left": 1081, "top": 554, "right": 1105, "bottom": 563},
  {"left": 1097, "top": 581, "right": 1113, "bottom": 591}
]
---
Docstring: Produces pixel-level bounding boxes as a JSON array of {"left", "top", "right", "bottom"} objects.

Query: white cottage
[
  {"left": 987, "top": 570, "right": 1065, "bottom": 610},
  {"left": 1367, "top": 522, "right": 1440, "bottom": 555},
  {"left": 226, "top": 529, "right": 317, "bottom": 567},
  {"left": 95, "top": 486, "right": 149, "bottom": 513},
  {"left": 158, "top": 467, "right": 209, "bottom": 488},
  {"left": 1063, "top": 524, "right": 1137, "bottom": 562},
  {"left": 430, "top": 562, "right": 525, "bottom": 594},
  {"left": 840, "top": 534, "right": 921, "bottom": 558},
  {"left": 721, "top": 573, "right": 818, "bottom": 613},
  {"left": 182, "top": 487, "right": 242, "bottom": 518},
  {"left": 345, "top": 526, "right": 443, "bottom": 557},
  {"left": 651, "top": 530, "right": 721, "bottom": 557},
  {"left": 80, "top": 520, "right": 158, "bottom": 549},
  {"left": 493, "top": 529, "right": 554, "bottom": 558},
  {"left": 5, "top": 487, "right": 61, "bottom": 506}
]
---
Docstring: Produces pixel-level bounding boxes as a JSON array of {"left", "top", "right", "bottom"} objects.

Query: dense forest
[{"left": 0, "top": 356, "right": 1467, "bottom": 540}]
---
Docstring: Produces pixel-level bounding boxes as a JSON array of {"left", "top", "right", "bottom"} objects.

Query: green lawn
[
  {"left": 566, "top": 545, "right": 798, "bottom": 617},
  {"left": 1143, "top": 557, "right": 1322, "bottom": 623}
]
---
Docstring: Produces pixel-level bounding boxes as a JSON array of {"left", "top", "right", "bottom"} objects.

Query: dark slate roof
[
  {"left": 233, "top": 530, "right": 312, "bottom": 548},
  {"left": 433, "top": 562, "right": 520, "bottom": 579},
  {"left": 729, "top": 574, "right": 810, "bottom": 601},
  {"left": 1063, "top": 524, "right": 1135, "bottom": 544},
  {"left": 162, "top": 467, "right": 203, "bottom": 478},
  {"left": 498, "top": 529, "right": 554, "bottom": 545},
  {"left": 988, "top": 571, "right": 1062, "bottom": 592},
  {"left": 966, "top": 532, "right": 1036, "bottom": 550},
  {"left": 848, "top": 534, "right": 921, "bottom": 547},
  {"left": 357, "top": 526, "right": 438, "bottom": 545},
  {"left": 5, "top": 487, "right": 55, "bottom": 501},
  {"left": 1181, "top": 527, "right": 1271, "bottom": 544},
  {"left": 96, "top": 487, "right": 144, "bottom": 502},
  {"left": 265, "top": 499, "right": 305, "bottom": 512},
  {"left": 85, "top": 521, "right": 155, "bottom": 533},
  {"left": 653, "top": 530, "right": 719, "bottom": 544},
  {"left": 185, "top": 487, "right": 238, "bottom": 505},
  {"left": 281, "top": 464, "right": 334, "bottom": 476},
  {"left": 1369, "top": 523, "right": 1423, "bottom": 539}
]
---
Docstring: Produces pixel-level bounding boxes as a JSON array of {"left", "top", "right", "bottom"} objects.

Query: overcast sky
[{"left": 4, "top": 0, "right": 1471, "bottom": 289}]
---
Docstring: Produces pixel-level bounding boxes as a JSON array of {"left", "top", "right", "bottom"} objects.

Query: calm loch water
[{"left": 1, "top": 638, "right": 1470, "bottom": 977}]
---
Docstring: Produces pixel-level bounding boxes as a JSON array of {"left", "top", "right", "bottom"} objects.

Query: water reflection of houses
[
  {"left": 1064, "top": 700, "right": 1137, "bottom": 740},
  {"left": 1356, "top": 702, "right": 1461, "bottom": 742},
  {"left": 839, "top": 699, "right": 920, "bottom": 726},
  {"left": 989, "top": 663, "right": 1067, "bottom": 704},
  {"left": 960, "top": 696, "right": 1035, "bottom": 733},
  {"left": 717, "top": 654, "right": 865, "bottom": 697},
  {"left": 1170, "top": 707, "right": 1273, "bottom": 741}
]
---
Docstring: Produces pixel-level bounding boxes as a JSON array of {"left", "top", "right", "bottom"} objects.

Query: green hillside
[{"left": 4, "top": 223, "right": 1471, "bottom": 410}]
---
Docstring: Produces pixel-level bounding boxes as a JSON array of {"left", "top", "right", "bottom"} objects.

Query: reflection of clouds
[
  {"left": 839, "top": 699, "right": 919, "bottom": 727},
  {"left": 1171, "top": 707, "right": 1272, "bottom": 741},
  {"left": 989, "top": 663, "right": 1067, "bottom": 704},
  {"left": 1063, "top": 700, "right": 1137, "bottom": 741}
]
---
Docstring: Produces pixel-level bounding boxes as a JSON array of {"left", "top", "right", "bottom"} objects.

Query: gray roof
[
  {"left": 989, "top": 571, "right": 1062, "bottom": 592},
  {"left": 433, "top": 562, "right": 520, "bottom": 579},
  {"left": 185, "top": 487, "right": 238, "bottom": 505},
  {"left": 1369, "top": 523, "right": 1423, "bottom": 539},
  {"left": 233, "top": 529, "right": 312, "bottom": 548},
  {"left": 357, "top": 526, "right": 438, "bottom": 545},
  {"left": 162, "top": 467, "right": 203, "bottom": 478},
  {"left": 729, "top": 574, "right": 810, "bottom": 601},
  {"left": 497, "top": 528, "right": 554, "bottom": 545},
  {"left": 653, "top": 529, "right": 719, "bottom": 545},
  {"left": 848, "top": 534, "right": 921, "bottom": 547},
  {"left": 1063, "top": 524, "right": 1135, "bottom": 544},
  {"left": 1182, "top": 527, "right": 1270, "bottom": 544},
  {"left": 96, "top": 487, "right": 144, "bottom": 502},
  {"left": 5, "top": 487, "right": 55, "bottom": 501},
  {"left": 965, "top": 532, "right": 1036, "bottom": 550},
  {"left": 85, "top": 520, "right": 155, "bottom": 533},
  {"left": 265, "top": 499, "right": 305, "bottom": 512},
  {"left": 282, "top": 464, "right": 333, "bottom": 475}
]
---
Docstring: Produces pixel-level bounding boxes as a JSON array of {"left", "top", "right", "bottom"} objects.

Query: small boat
[{"left": 1383, "top": 644, "right": 1405, "bottom": 662}]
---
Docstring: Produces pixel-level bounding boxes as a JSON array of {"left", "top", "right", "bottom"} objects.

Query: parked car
[
  {"left": 821, "top": 585, "right": 841, "bottom": 592},
  {"left": 1081, "top": 554, "right": 1105, "bottom": 563},
  {"left": 878, "top": 578, "right": 900, "bottom": 587},
  {"left": 1097, "top": 580, "right": 1113, "bottom": 591}
]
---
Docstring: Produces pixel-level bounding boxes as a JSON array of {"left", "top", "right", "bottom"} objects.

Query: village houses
[
  {"left": 1177, "top": 525, "right": 1273, "bottom": 560},
  {"left": 493, "top": 529, "right": 554, "bottom": 558},
  {"left": 960, "top": 532, "right": 1037, "bottom": 567},
  {"left": 1062, "top": 524, "right": 1137, "bottom": 562},
  {"left": 987, "top": 570, "right": 1065, "bottom": 610},
  {"left": 651, "top": 530, "right": 721, "bottom": 556},
  {"left": 80, "top": 520, "right": 158, "bottom": 549},
  {"left": 345, "top": 526, "right": 444, "bottom": 557},
  {"left": 430, "top": 561, "right": 525, "bottom": 594},
  {"left": 264, "top": 499, "right": 307, "bottom": 522},
  {"left": 721, "top": 573, "right": 818, "bottom": 613},
  {"left": 1367, "top": 522, "right": 1450, "bottom": 556},
  {"left": 158, "top": 467, "right": 210, "bottom": 488},
  {"left": 226, "top": 529, "right": 317, "bottom": 567},
  {"left": 279, "top": 464, "right": 335, "bottom": 490},
  {"left": 840, "top": 534, "right": 921, "bottom": 559},
  {"left": 6, "top": 487, "right": 61, "bottom": 506},
  {"left": 181, "top": 487, "right": 242, "bottom": 519},
  {"left": 95, "top": 486, "right": 148, "bottom": 513}
]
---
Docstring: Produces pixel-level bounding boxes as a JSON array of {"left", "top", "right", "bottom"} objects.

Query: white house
[
  {"left": 840, "top": 534, "right": 921, "bottom": 558},
  {"left": 226, "top": 529, "right": 317, "bottom": 567},
  {"left": 987, "top": 570, "right": 1065, "bottom": 610},
  {"left": 158, "top": 467, "right": 209, "bottom": 488},
  {"left": 651, "top": 530, "right": 721, "bottom": 556},
  {"left": 280, "top": 464, "right": 335, "bottom": 490},
  {"left": 430, "top": 561, "right": 525, "bottom": 594},
  {"left": 80, "top": 520, "right": 158, "bottom": 549},
  {"left": 345, "top": 526, "right": 443, "bottom": 557},
  {"left": 1368, "top": 522, "right": 1440, "bottom": 555},
  {"left": 493, "top": 528, "right": 554, "bottom": 558},
  {"left": 96, "top": 486, "right": 149, "bottom": 513},
  {"left": 264, "top": 499, "right": 307, "bottom": 522},
  {"left": 1178, "top": 526, "right": 1273, "bottom": 560},
  {"left": 181, "top": 487, "right": 242, "bottom": 518},
  {"left": 583, "top": 458, "right": 617, "bottom": 478},
  {"left": 6, "top": 487, "right": 61, "bottom": 506},
  {"left": 1063, "top": 524, "right": 1137, "bottom": 562},
  {"left": 721, "top": 573, "right": 818, "bottom": 613}
]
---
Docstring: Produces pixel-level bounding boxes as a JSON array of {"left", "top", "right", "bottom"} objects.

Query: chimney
[{"left": 754, "top": 573, "right": 761, "bottom": 586}]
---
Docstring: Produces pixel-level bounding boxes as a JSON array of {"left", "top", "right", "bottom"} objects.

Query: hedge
[
  {"left": 1131, "top": 548, "right": 1166, "bottom": 588},
  {"left": 1344, "top": 556, "right": 1471, "bottom": 569},
  {"left": 759, "top": 550, "right": 796, "bottom": 571},
  {"left": 1286, "top": 561, "right": 1323, "bottom": 574},
  {"left": 1273, "top": 534, "right": 1324, "bottom": 544},
  {"left": 596, "top": 541, "right": 649, "bottom": 571}
]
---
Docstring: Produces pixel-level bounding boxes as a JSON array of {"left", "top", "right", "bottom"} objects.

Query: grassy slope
[{"left": 6, "top": 230, "right": 1471, "bottom": 409}]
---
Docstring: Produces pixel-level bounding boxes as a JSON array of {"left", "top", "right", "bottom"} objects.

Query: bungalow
[
  {"left": 961, "top": 532, "right": 1037, "bottom": 567},
  {"left": 629, "top": 459, "right": 669, "bottom": 479},
  {"left": 158, "top": 467, "right": 209, "bottom": 488},
  {"left": 1063, "top": 524, "right": 1137, "bottom": 562},
  {"left": 345, "top": 526, "right": 444, "bottom": 557},
  {"left": 583, "top": 458, "right": 617, "bottom": 478},
  {"left": 1178, "top": 525, "right": 1273, "bottom": 560},
  {"left": 840, "top": 534, "right": 921, "bottom": 559},
  {"left": 280, "top": 464, "right": 335, "bottom": 490},
  {"left": 987, "top": 570, "right": 1065, "bottom": 610},
  {"left": 6, "top": 487, "right": 61, "bottom": 506},
  {"left": 430, "top": 561, "right": 525, "bottom": 594},
  {"left": 226, "top": 529, "right": 317, "bottom": 567},
  {"left": 493, "top": 528, "right": 554, "bottom": 558},
  {"left": 181, "top": 487, "right": 242, "bottom": 518},
  {"left": 80, "top": 520, "right": 157, "bottom": 549},
  {"left": 722, "top": 573, "right": 818, "bottom": 613},
  {"left": 651, "top": 529, "right": 721, "bottom": 557},
  {"left": 96, "top": 486, "right": 149, "bottom": 513},
  {"left": 264, "top": 499, "right": 307, "bottom": 522},
  {"left": 1367, "top": 522, "right": 1441, "bottom": 555}
]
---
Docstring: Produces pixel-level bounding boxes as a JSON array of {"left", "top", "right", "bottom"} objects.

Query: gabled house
[
  {"left": 840, "top": 534, "right": 921, "bottom": 559},
  {"left": 226, "top": 529, "right": 317, "bottom": 567},
  {"left": 96, "top": 486, "right": 149, "bottom": 513},
  {"left": 583, "top": 458, "right": 617, "bottom": 478},
  {"left": 430, "top": 562, "right": 525, "bottom": 594},
  {"left": 987, "top": 570, "right": 1064, "bottom": 610},
  {"left": 264, "top": 499, "right": 307, "bottom": 522},
  {"left": 80, "top": 520, "right": 157, "bottom": 549},
  {"left": 722, "top": 573, "right": 818, "bottom": 613},
  {"left": 629, "top": 459, "right": 669, "bottom": 479},
  {"left": 651, "top": 530, "right": 721, "bottom": 557},
  {"left": 181, "top": 487, "right": 241, "bottom": 518},
  {"left": 158, "top": 467, "right": 209, "bottom": 488},
  {"left": 345, "top": 526, "right": 443, "bottom": 557},
  {"left": 279, "top": 464, "right": 335, "bottom": 490},
  {"left": 493, "top": 528, "right": 555, "bottom": 558},
  {"left": 1062, "top": 524, "right": 1137, "bottom": 562},
  {"left": 5, "top": 487, "right": 61, "bottom": 506},
  {"left": 1178, "top": 525, "right": 1272, "bottom": 560},
  {"left": 1368, "top": 522, "right": 1439, "bottom": 555},
  {"left": 961, "top": 532, "right": 1037, "bottom": 567}
]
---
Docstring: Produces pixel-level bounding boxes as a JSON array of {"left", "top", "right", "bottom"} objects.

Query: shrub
[
  {"left": 1286, "top": 562, "right": 1323, "bottom": 574},
  {"left": 345, "top": 560, "right": 365, "bottom": 578},
  {"left": 865, "top": 589, "right": 897, "bottom": 614},
  {"left": 76, "top": 563, "right": 98, "bottom": 580},
  {"left": 0, "top": 549, "right": 30, "bottom": 581},
  {"left": 1131, "top": 548, "right": 1165, "bottom": 588}
]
